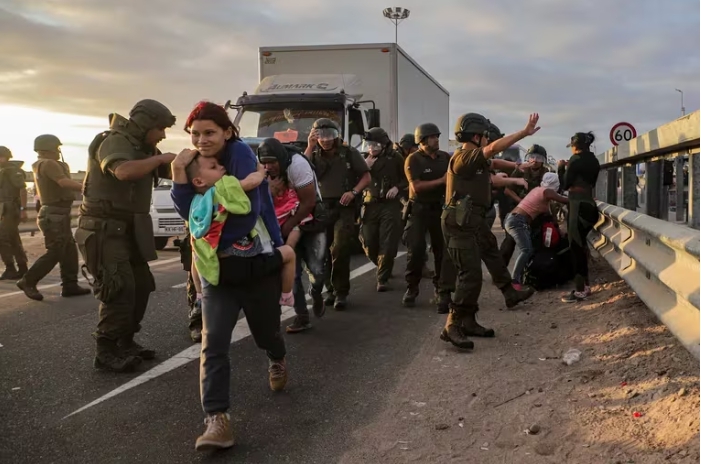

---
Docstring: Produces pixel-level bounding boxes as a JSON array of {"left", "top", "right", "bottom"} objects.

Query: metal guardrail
[{"left": 588, "top": 201, "right": 700, "bottom": 359}]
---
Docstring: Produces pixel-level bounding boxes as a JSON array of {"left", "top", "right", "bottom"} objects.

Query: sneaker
[
  {"left": 285, "top": 316, "right": 312, "bottom": 334},
  {"left": 195, "top": 412, "right": 235, "bottom": 451},
  {"left": 562, "top": 290, "right": 587, "bottom": 303},
  {"left": 268, "top": 358, "right": 288, "bottom": 392}
]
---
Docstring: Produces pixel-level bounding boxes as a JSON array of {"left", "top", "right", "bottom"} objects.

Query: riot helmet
[
  {"left": 257, "top": 137, "right": 292, "bottom": 173},
  {"left": 525, "top": 144, "right": 547, "bottom": 164},
  {"left": 454, "top": 113, "right": 490, "bottom": 144},
  {"left": 34, "top": 134, "right": 62, "bottom": 153},
  {"left": 0, "top": 146, "right": 12, "bottom": 160},
  {"left": 129, "top": 99, "right": 176, "bottom": 131},
  {"left": 312, "top": 118, "right": 340, "bottom": 142},
  {"left": 414, "top": 123, "right": 441, "bottom": 145}
]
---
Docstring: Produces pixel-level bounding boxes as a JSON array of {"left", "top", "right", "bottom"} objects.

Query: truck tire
[{"left": 154, "top": 237, "right": 169, "bottom": 251}]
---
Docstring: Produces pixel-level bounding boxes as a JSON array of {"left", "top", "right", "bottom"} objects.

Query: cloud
[{"left": 0, "top": 0, "right": 698, "bottom": 164}]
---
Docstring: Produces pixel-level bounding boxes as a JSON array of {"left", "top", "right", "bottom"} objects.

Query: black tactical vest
[{"left": 446, "top": 148, "right": 492, "bottom": 209}]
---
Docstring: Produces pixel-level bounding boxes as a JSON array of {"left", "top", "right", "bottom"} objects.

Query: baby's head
[{"left": 186, "top": 153, "right": 226, "bottom": 193}]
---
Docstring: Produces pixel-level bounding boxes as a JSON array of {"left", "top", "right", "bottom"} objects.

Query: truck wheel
[{"left": 154, "top": 237, "right": 169, "bottom": 251}]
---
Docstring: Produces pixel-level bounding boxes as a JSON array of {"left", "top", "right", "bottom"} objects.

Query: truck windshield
[{"left": 238, "top": 107, "right": 343, "bottom": 143}]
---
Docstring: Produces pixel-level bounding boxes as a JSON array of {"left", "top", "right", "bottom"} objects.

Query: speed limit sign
[{"left": 609, "top": 122, "right": 637, "bottom": 146}]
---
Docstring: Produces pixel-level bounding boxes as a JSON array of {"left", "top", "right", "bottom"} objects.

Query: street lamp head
[{"left": 383, "top": 7, "right": 410, "bottom": 20}]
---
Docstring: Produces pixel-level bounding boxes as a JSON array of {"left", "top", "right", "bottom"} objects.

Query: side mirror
[{"left": 367, "top": 109, "right": 380, "bottom": 129}]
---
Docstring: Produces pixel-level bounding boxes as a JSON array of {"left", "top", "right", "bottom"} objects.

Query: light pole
[
  {"left": 675, "top": 88, "right": 685, "bottom": 116},
  {"left": 382, "top": 7, "right": 410, "bottom": 44}
]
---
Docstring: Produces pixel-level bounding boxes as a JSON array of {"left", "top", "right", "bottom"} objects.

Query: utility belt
[
  {"left": 444, "top": 195, "right": 489, "bottom": 227},
  {"left": 40, "top": 205, "right": 72, "bottom": 215},
  {"left": 78, "top": 212, "right": 158, "bottom": 263}
]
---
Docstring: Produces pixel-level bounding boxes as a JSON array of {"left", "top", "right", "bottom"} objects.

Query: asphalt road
[{"left": 0, "top": 242, "right": 445, "bottom": 463}]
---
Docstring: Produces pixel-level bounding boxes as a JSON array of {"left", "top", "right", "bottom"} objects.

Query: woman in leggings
[
  {"left": 171, "top": 101, "right": 287, "bottom": 451},
  {"left": 561, "top": 131, "right": 601, "bottom": 302}
]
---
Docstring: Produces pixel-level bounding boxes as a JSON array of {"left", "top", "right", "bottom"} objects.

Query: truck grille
[{"left": 158, "top": 218, "right": 184, "bottom": 227}]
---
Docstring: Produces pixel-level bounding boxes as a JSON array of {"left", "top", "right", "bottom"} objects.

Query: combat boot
[
  {"left": 117, "top": 334, "right": 156, "bottom": 360},
  {"left": 461, "top": 306, "right": 495, "bottom": 337},
  {"left": 376, "top": 281, "right": 389, "bottom": 292},
  {"left": 0, "top": 266, "right": 21, "bottom": 281},
  {"left": 402, "top": 287, "right": 418, "bottom": 307},
  {"left": 61, "top": 283, "right": 91, "bottom": 297},
  {"left": 439, "top": 311, "right": 474, "bottom": 350},
  {"left": 16, "top": 278, "right": 43, "bottom": 301},
  {"left": 502, "top": 284, "right": 535, "bottom": 308},
  {"left": 94, "top": 337, "right": 142, "bottom": 373}
]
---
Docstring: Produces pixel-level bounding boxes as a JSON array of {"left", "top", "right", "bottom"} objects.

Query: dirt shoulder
[{"left": 339, "top": 257, "right": 699, "bottom": 464}]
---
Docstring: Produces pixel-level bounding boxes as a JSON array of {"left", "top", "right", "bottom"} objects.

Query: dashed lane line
[{"left": 63, "top": 253, "right": 404, "bottom": 419}]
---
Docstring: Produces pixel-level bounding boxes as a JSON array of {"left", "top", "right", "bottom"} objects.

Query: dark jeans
[
  {"left": 570, "top": 202, "right": 599, "bottom": 291},
  {"left": 199, "top": 253, "right": 286, "bottom": 415},
  {"left": 293, "top": 230, "right": 326, "bottom": 318}
]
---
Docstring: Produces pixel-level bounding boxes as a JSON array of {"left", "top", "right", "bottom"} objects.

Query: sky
[{"left": 0, "top": 0, "right": 698, "bottom": 171}]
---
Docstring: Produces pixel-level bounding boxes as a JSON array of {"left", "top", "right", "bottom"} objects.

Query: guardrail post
[
  {"left": 690, "top": 152, "right": 700, "bottom": 229},
  {"left": 606, "top": 168, "right": 618, "bottom": 205},
  {"left": 621, "top": 164, "right": 637, "bottom": 210},
  {"left": 645, "top": 160, "right": 663, "bottom": 219}
]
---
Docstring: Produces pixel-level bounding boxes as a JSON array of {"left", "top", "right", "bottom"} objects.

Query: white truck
[{"left": 228, "top": 43, "right": 450, "bottom": 150}]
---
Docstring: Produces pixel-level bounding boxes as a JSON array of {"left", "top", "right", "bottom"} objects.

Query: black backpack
[{"left": 523, "top": 215, "right": 574, "bottom": 290}]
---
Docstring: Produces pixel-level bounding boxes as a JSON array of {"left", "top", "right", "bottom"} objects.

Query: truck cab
[
  {"left": 151, "top": 178, "right": 186, "bottom": 250},
  {"left": 228, "top": 74, "right": 379, "bottom": 151}
]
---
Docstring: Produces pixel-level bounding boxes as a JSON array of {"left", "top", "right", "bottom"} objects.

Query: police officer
[
  {"left": 440, "top": 113, "right": 539, "bottom": 350},
  {"left": 508, "top": 144, "right": 549, "bottom": 196},
  {"left": 0, "top": 146, "right": 29, "bottom": 280},
  {"left": 395, "top": 133, "right": 418, "bottom": 159},
  {"left": 17, "top": 136, "right": 90, "bottom": 301},
  {"left": 360, "top": 128, "right": 407, "bottom": 291},
  {"left": 304, "top": 118, "right": 370, "bottom": 309},
  {"left": 402, "top": 123, "right": 452, "bottom": 308},
  {"left": 76, "top": 99, "right": 176, "bottom": 372}
]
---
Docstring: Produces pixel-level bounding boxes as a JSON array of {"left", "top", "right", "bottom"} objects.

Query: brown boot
[
  {"left": 268, "top": 358, "right": 288, "bottom": 392},
  {"left": 439, "top": 311, "right": 474, "bottom": 350},
  {"left": 461, "top": 306, "right": 495, "bottom": 337},
  {"left": 502, "top": 284, "right": 535, "bottom": 308},
  {"left": 195, "top": 412, "right": 235, "bottom": 451}
]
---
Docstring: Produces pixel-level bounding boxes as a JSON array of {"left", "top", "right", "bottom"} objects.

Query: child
[
  {"left": 268, "top": 176, "right": 313, "bottom": 249},
  {"left": 185, "top": 153, "right": 296, "bottom": 306}
]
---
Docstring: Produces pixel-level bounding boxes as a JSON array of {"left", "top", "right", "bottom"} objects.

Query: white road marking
[
  {"left": 171, "top": 282, "right": 187, "bottom": 289},
  {"left": 64, "top": 253, "right": 404, "bottom": 419},
  {"left": 0, "top": 257, "right": 182, "bottom": 300}
]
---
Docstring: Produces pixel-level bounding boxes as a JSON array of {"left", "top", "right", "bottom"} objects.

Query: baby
[{"left": 186, "top": 153, "right": 296, "bottom": 306}]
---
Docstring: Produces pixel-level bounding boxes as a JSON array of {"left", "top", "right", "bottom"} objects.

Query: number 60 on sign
[{"left": 609, "top": 122, "right": 637, "bottom": 146}]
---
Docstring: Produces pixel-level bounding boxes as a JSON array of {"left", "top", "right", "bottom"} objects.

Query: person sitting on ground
[
  {"left": 185, "top": 152, "right": 297, "bottom": 307},
  {"left": 504, "top": 172, "right": 568, "bottom": 289}
]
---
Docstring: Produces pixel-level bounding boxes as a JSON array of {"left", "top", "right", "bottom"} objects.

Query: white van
[{"left": 151, "top": 178, "right": 186, "bottom": 250}]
